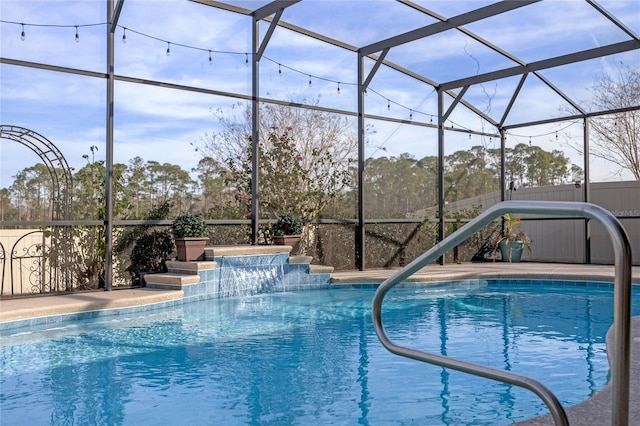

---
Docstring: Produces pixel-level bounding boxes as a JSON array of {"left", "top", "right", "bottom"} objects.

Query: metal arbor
[{"left": 0, "top": 125, "right": 75, "bottom": 293}]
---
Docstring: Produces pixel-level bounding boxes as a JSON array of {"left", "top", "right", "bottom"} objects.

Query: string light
[
  {"left": 261, "top": 55, "right": 434, "bottom": 123},
  {"left": 508, "top": 120, "right": 581, "bottom": 143},
  {"left": 409, "top": 110, "right": 413, "bottom": 120},
  {"left": 2, "top": 19, "right": 451, "bottom": 130}
]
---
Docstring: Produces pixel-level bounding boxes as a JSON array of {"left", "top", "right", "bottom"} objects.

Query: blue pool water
[{"left": 1, "top": 280, "right": 639, "bottom": 425}]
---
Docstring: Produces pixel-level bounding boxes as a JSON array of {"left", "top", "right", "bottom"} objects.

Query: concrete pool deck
[{"left": 1, "top": 261, "right": 639, "bottom": 425}]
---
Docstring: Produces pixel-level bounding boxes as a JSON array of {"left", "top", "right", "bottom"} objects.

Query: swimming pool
[{"left": 1, "top": 280, "right": 638, "bottom": 425}]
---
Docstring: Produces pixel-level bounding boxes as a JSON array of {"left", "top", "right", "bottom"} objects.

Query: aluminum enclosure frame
[
  {"left": 193, "top": 0, "right": 639, "bottom": 270},
  {"left": 1, "top": 0, "right": 639, "bottom": 279}
]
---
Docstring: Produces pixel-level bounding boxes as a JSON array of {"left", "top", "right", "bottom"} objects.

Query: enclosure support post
[
  {"left": 583, "top": 117, "right": 591, "bottom": 263},
  {"left": 356, "top": 53, "right": 366, "bottom": 270},
  {"left": 250, "top": 14, "right": 260, "bottom": 245},
  {"left": 436, "top": 88, "right": 445, "bottom": 265},
  {"left": 500, "top": 128, "right": 506, "bottom": 202},
  {"left": 104, "top": 0, "right": 119, "bottom": 290}
]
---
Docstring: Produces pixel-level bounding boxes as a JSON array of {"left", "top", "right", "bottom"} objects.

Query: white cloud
[{"left": 1, "top": 0, "right": 638, "bottom": 187}]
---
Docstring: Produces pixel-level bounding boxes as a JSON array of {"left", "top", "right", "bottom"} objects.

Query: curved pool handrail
[{"left": 372, "top": 200, "right": 632, "bottom": 426}]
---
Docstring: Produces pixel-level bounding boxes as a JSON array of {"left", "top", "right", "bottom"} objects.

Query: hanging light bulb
[
  {"left": 166, "top": 42, "right": 170, "bottom": 56},
  {"left": 409, "top": 110, "right": 413, "bottom": 120},
  {"left": 245, "top": 53, "right": 249, "bottom": 66},
  {"left": 387, "top": 99, "right": 390, "bottom": 111},
  {"left": 337, "top": 82, "right": 340, "bottom": 94},
  {"left": 21, "top": 23, "right": 25, "bottom": 41},
  {"left": 430, "top": 116, "right": 433, "bottom": 124},
  {"left": 208, "top": 50, "right": 212, "bottom": 65},
  {"left": 122, "top": 28, "right": 127, "bottom": 44},
  {"left": 469, "top": 133, "right": 472, "bottom": 140},
  {"left": 278, "top": 64, "right": 282, "bottom": 76},
  {"left": 75, "top": 26, "right": 79, "bottom": 43},
  {"left": 308, "top": 75, "right": 312, "bottom": 87}
]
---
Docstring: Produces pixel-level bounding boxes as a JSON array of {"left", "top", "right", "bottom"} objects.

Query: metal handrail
[{"left": 372, "top": 200, "right": 632, "bottom": 426}]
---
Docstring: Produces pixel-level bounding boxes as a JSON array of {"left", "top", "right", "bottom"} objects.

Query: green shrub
[
  {"left": 272, "top": 213, "right": 303, "bottom": 236},
  {"left": 127, "top": 230, "right": 175, "bottom": 284},
  {"left": 170, "top": 213, "right": 209, "bottom": 238}
]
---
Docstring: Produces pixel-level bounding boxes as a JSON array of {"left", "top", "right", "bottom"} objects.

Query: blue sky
[{"left": 1, "top": 0, "right": 639, "bottom": 188}]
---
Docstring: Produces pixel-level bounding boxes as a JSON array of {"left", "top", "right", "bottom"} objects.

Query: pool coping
[
  {"left": 0, "top": 287, "right": 184, "bottom": 323},
  {"left": 1, "top": 262, "right": 639, "bottom": 425},
  {"left": 2, "top": 263, "right": 637, "bottom": 324}
]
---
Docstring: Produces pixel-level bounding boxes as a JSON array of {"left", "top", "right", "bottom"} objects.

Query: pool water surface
[{"left": 1, "top": 280, "right": 638, "bottom": 425}]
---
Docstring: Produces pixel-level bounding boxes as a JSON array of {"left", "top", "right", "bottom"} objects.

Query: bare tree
[
  {"left": 200, "top": 99, "right": 356, "bottom": 181},
  {"left": 569, "top": 64, "right": 640, "bottom": 180},
  {"left": 198, "top": 98, "right": 357, "bottom": 253},
  {"left": 199, "top": 99, "right": 357, "bottom": 213}
]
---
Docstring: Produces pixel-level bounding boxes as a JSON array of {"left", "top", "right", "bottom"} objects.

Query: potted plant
[
  {"left": 170, "top": 212, "right": 209, "bottom": 261},
  {"left": 272, "top": 213, "right": 303, "bottom": 255},
  {"left": 494, "top": 213, "right": 532, "bottom": 262}
]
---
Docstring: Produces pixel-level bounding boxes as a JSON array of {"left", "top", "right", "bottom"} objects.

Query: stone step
[
  {"left": 205, "top": 245, "right": 291, "bottom": 257},
  {"left": 289, "top": 256, "right": 313, "bottom": 264},
  {"left": 143, "top": 273, "right": 200, "bottom": 288},
  {"left": 165, "top": 260, "right": 217, "bottom": 272},
  {"left": 309, "top": 265, "right": 334, "bottom": 274}
]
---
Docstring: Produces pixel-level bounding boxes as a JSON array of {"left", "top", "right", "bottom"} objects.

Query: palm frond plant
[{"left": 494, "top": 214, "right": 532, "bottom": 262}]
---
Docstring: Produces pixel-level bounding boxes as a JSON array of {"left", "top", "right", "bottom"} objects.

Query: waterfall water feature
[{"left": 215, "top": 254, "right": 287, "bottom": 298}]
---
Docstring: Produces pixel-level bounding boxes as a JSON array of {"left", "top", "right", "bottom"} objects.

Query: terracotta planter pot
[
  {"left": 273, "top": 235, "right": 301, "bottom": 256},
  {"left": 175, "top": 237, "right": 208, "bottom": 261}
]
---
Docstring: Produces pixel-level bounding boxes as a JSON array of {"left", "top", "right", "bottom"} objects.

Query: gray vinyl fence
[{"left": 443, "top": 181, "right": 640, "bottom": 265}]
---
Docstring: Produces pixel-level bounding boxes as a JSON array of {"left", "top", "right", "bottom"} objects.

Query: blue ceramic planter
[{"left": 499, "top": 240, "right": 524, "bottom": 262}]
